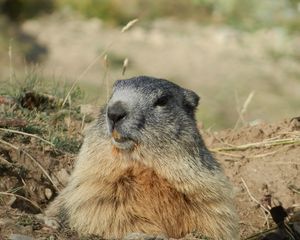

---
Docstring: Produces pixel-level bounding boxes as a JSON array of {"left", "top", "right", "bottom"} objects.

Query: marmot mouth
[
  {"left": 111, "top": 130, "right": 135, "bottom": 150},
  {"left": 111, "top": 137, "right": 135, "bottom": 150}
]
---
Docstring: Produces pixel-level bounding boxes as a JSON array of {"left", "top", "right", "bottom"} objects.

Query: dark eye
[{"left": 154, "top": 95, "right": 170, "bottom": 107}]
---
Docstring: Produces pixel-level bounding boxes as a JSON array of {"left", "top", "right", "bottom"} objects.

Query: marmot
[{"left": 46, "top": 76, "right": 239, "bottom": 239}]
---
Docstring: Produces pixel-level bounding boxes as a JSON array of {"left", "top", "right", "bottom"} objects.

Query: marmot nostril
[{"left": 107, "top": 101, "right": 128, "bottom": 128}]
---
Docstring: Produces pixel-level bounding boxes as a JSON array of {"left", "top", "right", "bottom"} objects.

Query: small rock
[
  {"left": 44, "top": 188, "right": 53, "bottom": 200},
  {"left": 9, "top": 234, "right": 33, "bottom": 240}
]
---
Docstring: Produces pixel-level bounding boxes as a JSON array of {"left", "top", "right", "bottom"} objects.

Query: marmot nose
[{"left": 107, "top": 101, "right": 128, "bottom": 128}]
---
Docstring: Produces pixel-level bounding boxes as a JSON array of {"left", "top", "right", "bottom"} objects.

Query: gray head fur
[{"left": 97, "top": 76, "right": 219, "bottom": 171}]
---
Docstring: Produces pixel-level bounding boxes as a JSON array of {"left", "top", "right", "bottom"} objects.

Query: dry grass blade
[
  {"left": 278, "top": 131, "right": 300, "bottom": 136},
  {"left": 80, "top": 113, "right": 86, "bottom": 132},
  {"left": 241, "top": 178, "right": 270, "bottom": 214},
  {"left": 121, "top": 19, "right": 139, "bottom": 32},
  {"left": 234, "top": 91, "right": 255, "bottom": 129},
  {"left": 0, "top": 128, "right": 54, "bottom": 147},
  {"left": 0, "top": 139, "right": 59, "bottom": 192},
  {"left": 61, "top": 52, "right": 108, "bottom": 107},
  {"left": 0, "top": 155, "right": 11, "bottom": 165},
  {"left": 288, "top": 185, "right": 300, "bottom": 194},
  {"left": 0, "top": 191, "right": 43, "bottom": 213},
  {"left": 241, "top": 178, "right": 270, "bottom": 230},
  {"left": 241, "top": 91, "right": 255, "bottom": 116},
  {"left": 122, "top": 58, "right": 129, "bottom": 76},
  {"left": 62, "top": 18, "right": 139, "bottom": 107},
  {"left": 211, "top": 137, "right": 300, "bottom": 152},
  {"left": 212, "top": 149, "right": 279, "bottom": 159},
  {"left": 103, "top": 54, "right": 110, "bottom": 103}
]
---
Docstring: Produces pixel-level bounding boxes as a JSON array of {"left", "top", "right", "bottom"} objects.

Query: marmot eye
[{"left": 154, "top": 95, "right": 169, "bottom": 107}]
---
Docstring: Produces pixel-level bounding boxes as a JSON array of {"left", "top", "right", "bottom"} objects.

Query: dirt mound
[
  {"left": 0, "top": 94, "right": 299, "bottom": 239},
  {"left": 203, "top": 118, "right": 300, "bottom": 238}
]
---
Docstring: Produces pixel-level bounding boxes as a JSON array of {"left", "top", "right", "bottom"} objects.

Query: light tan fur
[{"left": 46, "top": 125, "right": 239, "bottom": 239}]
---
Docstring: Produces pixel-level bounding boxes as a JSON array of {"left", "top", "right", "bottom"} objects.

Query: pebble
[{"left": 44, "top": 188, "right": 53, "bottom": 200}]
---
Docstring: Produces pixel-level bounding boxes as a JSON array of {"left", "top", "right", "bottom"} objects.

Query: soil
[
  {"left": 0, "top": 98, "right": 299, "bottom": 239},
  {"left": 203, "top": 117, "right": 300, "bottom": 238}
]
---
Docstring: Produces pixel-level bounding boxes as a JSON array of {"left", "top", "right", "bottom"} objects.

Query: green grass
[{"left": 0, "top": 68, "right": 95, "bottom": 155}]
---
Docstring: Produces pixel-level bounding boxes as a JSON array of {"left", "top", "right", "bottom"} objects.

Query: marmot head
[{"left": 105, "top": 76, "right": 200, "bottom": 151}]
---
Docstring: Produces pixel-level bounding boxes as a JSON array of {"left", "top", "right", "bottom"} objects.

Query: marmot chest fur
[{"left": 46, "top": 76, "right": 239, "bottom": 239}]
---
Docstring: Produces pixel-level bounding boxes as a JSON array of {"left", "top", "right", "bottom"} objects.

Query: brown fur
[{"left": 46, "top": 127, "right": 239, "bottom": 239}]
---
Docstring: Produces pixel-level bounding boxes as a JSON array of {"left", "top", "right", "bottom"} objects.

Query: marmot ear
[{"left": 183, "top": 89, "right": 200, "bottom": 110}]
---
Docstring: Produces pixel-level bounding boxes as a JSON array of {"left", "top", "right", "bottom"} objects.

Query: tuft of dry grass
[
  {"left": 234, "top": 91, "right": 255, "bottom": 129},
  {"left": 211, "top": 133, "right": 300, "bottom": 153},
  {"left": 0, "top": 128, "right": 54, "bottom": 147}
]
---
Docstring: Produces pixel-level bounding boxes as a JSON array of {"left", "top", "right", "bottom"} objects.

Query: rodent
[{"left": 45, "top": 76, "right": 239, "bottom": 239}]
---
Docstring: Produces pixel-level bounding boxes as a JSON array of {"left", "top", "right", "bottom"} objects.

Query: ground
[
  {"left": 0, "top": 92, "right": 299, "bottom": 240},
  {"left": 204, "top": 118, "right": 300, "bottom": 238}
]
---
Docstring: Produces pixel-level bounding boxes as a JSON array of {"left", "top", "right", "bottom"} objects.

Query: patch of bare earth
[{"left": 203, "top": 117, "right": 300, "bottom": 238}]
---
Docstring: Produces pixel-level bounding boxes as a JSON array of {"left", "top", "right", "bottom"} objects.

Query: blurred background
[{"left": 0, "top": 0, "right": 300, "bottom": 129}]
